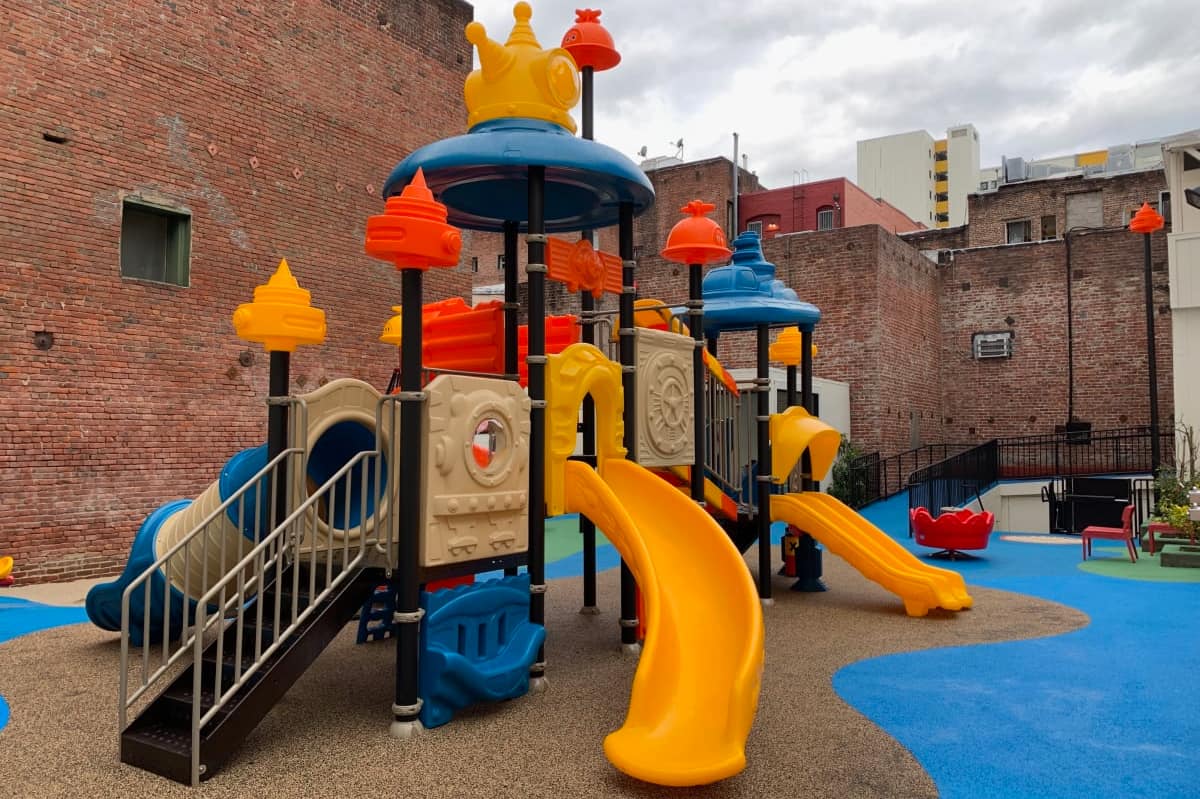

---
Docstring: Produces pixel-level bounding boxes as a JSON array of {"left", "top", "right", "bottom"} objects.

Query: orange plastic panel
[{"left": 546, "top": 236, "right": 621, "bottom": 298}]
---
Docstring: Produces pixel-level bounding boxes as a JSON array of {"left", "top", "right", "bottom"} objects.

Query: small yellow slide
[
  {"left": 772, "top": 492, "right": 972, "bottom": 617},
  {"left": 564, "top": 459, "right": 764, "bottom": 787}
]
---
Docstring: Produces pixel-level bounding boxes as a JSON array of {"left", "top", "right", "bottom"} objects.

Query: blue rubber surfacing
[
  {"left": 834, "top": 494, "right": 1200, "bottom": 799},
  {"left": 0, "top": 596, "right": 89, "bottom": 733}
]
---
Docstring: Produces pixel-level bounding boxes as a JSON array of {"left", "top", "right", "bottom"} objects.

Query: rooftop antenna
[
  {"left": 637, "top": 145, "right": 648, "bottom": 158},
  {"left": 671, "top": 138, "right": 684, "bottom": 160}
]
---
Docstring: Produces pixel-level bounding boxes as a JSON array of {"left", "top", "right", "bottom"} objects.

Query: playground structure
[
  {"left": 0, "top": 555, "right": 12, "bottom": 587},
  {"left": 84, "top": 3, "right": 973, "bottom": 788}
]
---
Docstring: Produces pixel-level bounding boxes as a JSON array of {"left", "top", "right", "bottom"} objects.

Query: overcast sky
[{"left": 466, "top": 0, "right": 1198, "bottom": 188}]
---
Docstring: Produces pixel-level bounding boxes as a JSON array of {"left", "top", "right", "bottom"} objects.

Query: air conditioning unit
[
  {"left": 1002, "top": 156, "right": 1027, "bottom": 183},
  {"left": 972, "top": 331, "right": 1013, "bottom": 360},
  {"left": 937, "top": 249, "right": 953, "bottom": 266}
]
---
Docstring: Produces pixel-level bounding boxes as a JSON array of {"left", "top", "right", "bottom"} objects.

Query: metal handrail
[
  {"left": 118, "top": 397, "right": 309, "bottom": 733},
  {"left": 186, "top": 445, "right": 383, "bottom": 783},
  {"left": 704, "top": 368, "right": 741, "bottom": 501}
]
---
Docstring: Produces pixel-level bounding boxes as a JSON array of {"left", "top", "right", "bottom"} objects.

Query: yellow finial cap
[
  {"left": 462, "top": 2, "right": 580, "bottom": 133},
  {"left": 769, "top": 326, "right": 804, "bottom": 367},
  {"left": 232, "top": 258, "right": 327, "bottom": 352}
]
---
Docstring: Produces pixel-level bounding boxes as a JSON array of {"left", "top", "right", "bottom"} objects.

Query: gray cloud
[{"left": 468, "top": 0, "right": 1198, "bottom": 189}]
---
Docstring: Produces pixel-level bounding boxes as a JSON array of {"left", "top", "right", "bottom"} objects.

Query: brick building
[
  {"left": 738, "top": 177, "right": 921, "bottom": 238},
  {"left": 0, "top": 0, "right": 474, "bottom": 582}
]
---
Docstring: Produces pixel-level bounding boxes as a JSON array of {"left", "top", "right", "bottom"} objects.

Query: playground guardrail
[
  {"left": 997, "top": 425, "right": 1174, "bottom": 479},
  {"left": 846, "top": 443, "right": 973, "bottom": 508},
  {"left": 119, "top": 396, "right": 310, "bottom": 734}
]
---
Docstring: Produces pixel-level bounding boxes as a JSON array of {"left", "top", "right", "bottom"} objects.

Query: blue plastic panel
[{"left": 418, "top": 574, "right": 545, "bottom": 728}]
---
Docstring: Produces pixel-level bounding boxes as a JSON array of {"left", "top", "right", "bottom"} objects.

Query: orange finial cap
[
  {"left": 661, "top": 200, "right": 733, "bottom": 265},
  {"left": 1129, "top": 202, "right": 1164, "bottom": 234},
  {"left": 364, "top": 168, "right": 462, "bottom": 270},
  {"left": 562, "top": 8, "right": 621, "bottom": 71}
]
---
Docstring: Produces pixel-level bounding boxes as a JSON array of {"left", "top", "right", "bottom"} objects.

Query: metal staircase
[
  {"left": 117, "top": 396, "right": 399, "bottom": 785},
  {"left": 121, "top": 563, "right": 381, "bottom": 783}
]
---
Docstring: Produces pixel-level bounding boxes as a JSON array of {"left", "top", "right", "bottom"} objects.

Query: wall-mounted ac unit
[{"left": 972, "top": 331, "right": 1013, "bottom": 359}]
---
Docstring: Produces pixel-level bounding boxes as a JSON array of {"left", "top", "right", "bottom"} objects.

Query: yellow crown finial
[
  {"left": 506, "top": 2, "right": 539, "bottom": 47},
  {"left": 462, "top": 2, "right": 580, "bottom": 133}
]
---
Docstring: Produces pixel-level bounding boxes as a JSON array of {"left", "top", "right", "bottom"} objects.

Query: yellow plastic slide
[
  {"left": 772, "top": 493, "right": 972, "bottom": 617},
  {"left": 563, "top": 459, "right": 764, "bottom": 787}
]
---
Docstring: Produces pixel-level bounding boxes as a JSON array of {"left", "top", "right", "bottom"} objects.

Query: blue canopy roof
[
  {"left": 382, "top": 118, "right": 655, "bottom": 233},
  {"left": 690, "top": 230, "right": 821, "bottom": 337}
]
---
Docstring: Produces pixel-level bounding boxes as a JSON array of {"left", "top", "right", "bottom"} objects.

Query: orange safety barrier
[{"left": 386, "top": 296, "right": 581, "bottom": 387}]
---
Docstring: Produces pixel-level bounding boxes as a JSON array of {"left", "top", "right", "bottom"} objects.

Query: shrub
[{"left": 828, "top": 436, "right": 870, "bottom": 508}]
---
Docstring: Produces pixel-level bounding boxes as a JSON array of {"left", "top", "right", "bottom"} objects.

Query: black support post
[
  {"left": 618, "top": 202, "right": 639, "bottom": 650},
  {"left": 689, "top": 264, "right": 705, "bottom": 504},
  {"left": 392, "top": 267, "right": 424, "bottom": 737},
  {"left": 578, "top": 64, "right": 599, "bottom": 614},
  {"left": 801, "top": 329, "right": 813, "bottom": 413},
  {"left": 527, "top": 167, "right": 548, "bottom": 687},
  {"left": 756, "top": 325, "right": 773, "bottom": 604},
  {"left": 1142, "top": 232, "right": 1161, "bottom": 474},
  {"left": 793, "top": 326, "right": 826, "bottom": 592},
  {"left": 503, "top": 221, "right": 520, "bottom": 379},
  {"left": 503, "top": 220, "right": 520, "bottom": 578},
  {"left": 267, "top": 351, "right": 290, "bottom": 534},
  {"left": 785, "top": 364, "right": 797, "bottom": 409}
]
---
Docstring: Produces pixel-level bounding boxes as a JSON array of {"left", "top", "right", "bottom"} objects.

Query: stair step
[{"left": 121, "top": 721, "right": 194, "bottom": 784}]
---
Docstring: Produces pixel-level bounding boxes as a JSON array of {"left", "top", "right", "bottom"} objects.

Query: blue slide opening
[{"left": 306, "top": 419, "right": 388, "bottom": 531}]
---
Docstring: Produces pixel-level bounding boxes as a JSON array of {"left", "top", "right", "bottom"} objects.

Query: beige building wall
[
  {"left": 857, "top": 130, "right": 936, "bottom": 228},
  {"left": 1164, "top": 132, "right": 1200, "bottom": 457},
  {"left": 945, "top": 124, "right": 980, "bottom": 228}
]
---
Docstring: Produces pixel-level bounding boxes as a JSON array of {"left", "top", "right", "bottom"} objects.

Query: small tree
[{"left": 829, "top": 435, "right": 870, "bottom": 508}]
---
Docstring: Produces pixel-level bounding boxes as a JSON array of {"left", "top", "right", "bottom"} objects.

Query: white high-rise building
[{"left": 856, "top": 123, "right": 980, "bottom": 228}]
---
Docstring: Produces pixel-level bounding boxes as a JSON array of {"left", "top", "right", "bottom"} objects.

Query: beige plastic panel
[
  {"left": 154, "top": 377, "right": 387, "bottom": 601},
  {"left": 422, "top": 374, "right": 531, "bottom": 567},
  {"left": 298, "top": 378, "right": 389, "bottom": 551},
  {"left": 634, "top": 327, "right": 696, "bottom": 467}
]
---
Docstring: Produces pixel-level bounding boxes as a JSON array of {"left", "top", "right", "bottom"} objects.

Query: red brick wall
[
  {"left": 876, "top": 232, "right": 944, "bottom": 452},
  {"left": 967, "top": 169, "right": 1167, "bottom": 247},
  {"left": 0, "top": 0, "right": 472, "bottom": 582},
  {"left": 900, "top": 225, "right": 969, "bottom": 254},
  {"left": 739, "top": 178, "right": 920, "bottom": 237},
  {"left": 634, "top": 158, "right": 759, "bottom": 307},
  {"left": 939, "top": 230, "right": 1172, "bottom": 441},
  {"left": 841, "top": 181, "right": 924, "bottom": 233}
]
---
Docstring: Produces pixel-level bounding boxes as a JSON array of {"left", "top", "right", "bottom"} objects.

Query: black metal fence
[
  {"left": 997, "top": 426, "right": 1174, "bottom": 480},
  {"left": 844, "top": 443, "right": 971, "bottom": 509},
  {"left": 906, "top": 441, "right": 1000, "bottom": 520},
  {"left": 905, "top": 426, "right": 1172, "bottom": 535}
]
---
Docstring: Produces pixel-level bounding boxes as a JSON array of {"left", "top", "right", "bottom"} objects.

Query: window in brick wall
[
  {"left": 497, "top": 254, "right": 505, "bottom": 271},
  {"left": 1160, "top": 191, "right": 1172, "bottom": 227},
  {"left": 1006, "top": 219, "right": 1032, "bottom": 244},
  {"left": 1041, "top": 215, "right": 1057, "bottom": 239},
  {"left": 120, "top": 199, "right": 190, "bottom": 286},
  {"left": 973, "top": 331, "right": 1014, "bottom": 359},
  {"left": 471, "top": 256, "right": 479, "bottom": 273},
  {"left": 816, "top": 207, "right": 835, "bottom": 231}
]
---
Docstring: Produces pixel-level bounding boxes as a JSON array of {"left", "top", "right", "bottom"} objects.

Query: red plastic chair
[
  {"left": 1081, "top": 504, "right": 1137, "bottom": 563},
  {"left": 909, "top": 507, "right": 994, "bottom": 559}
]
